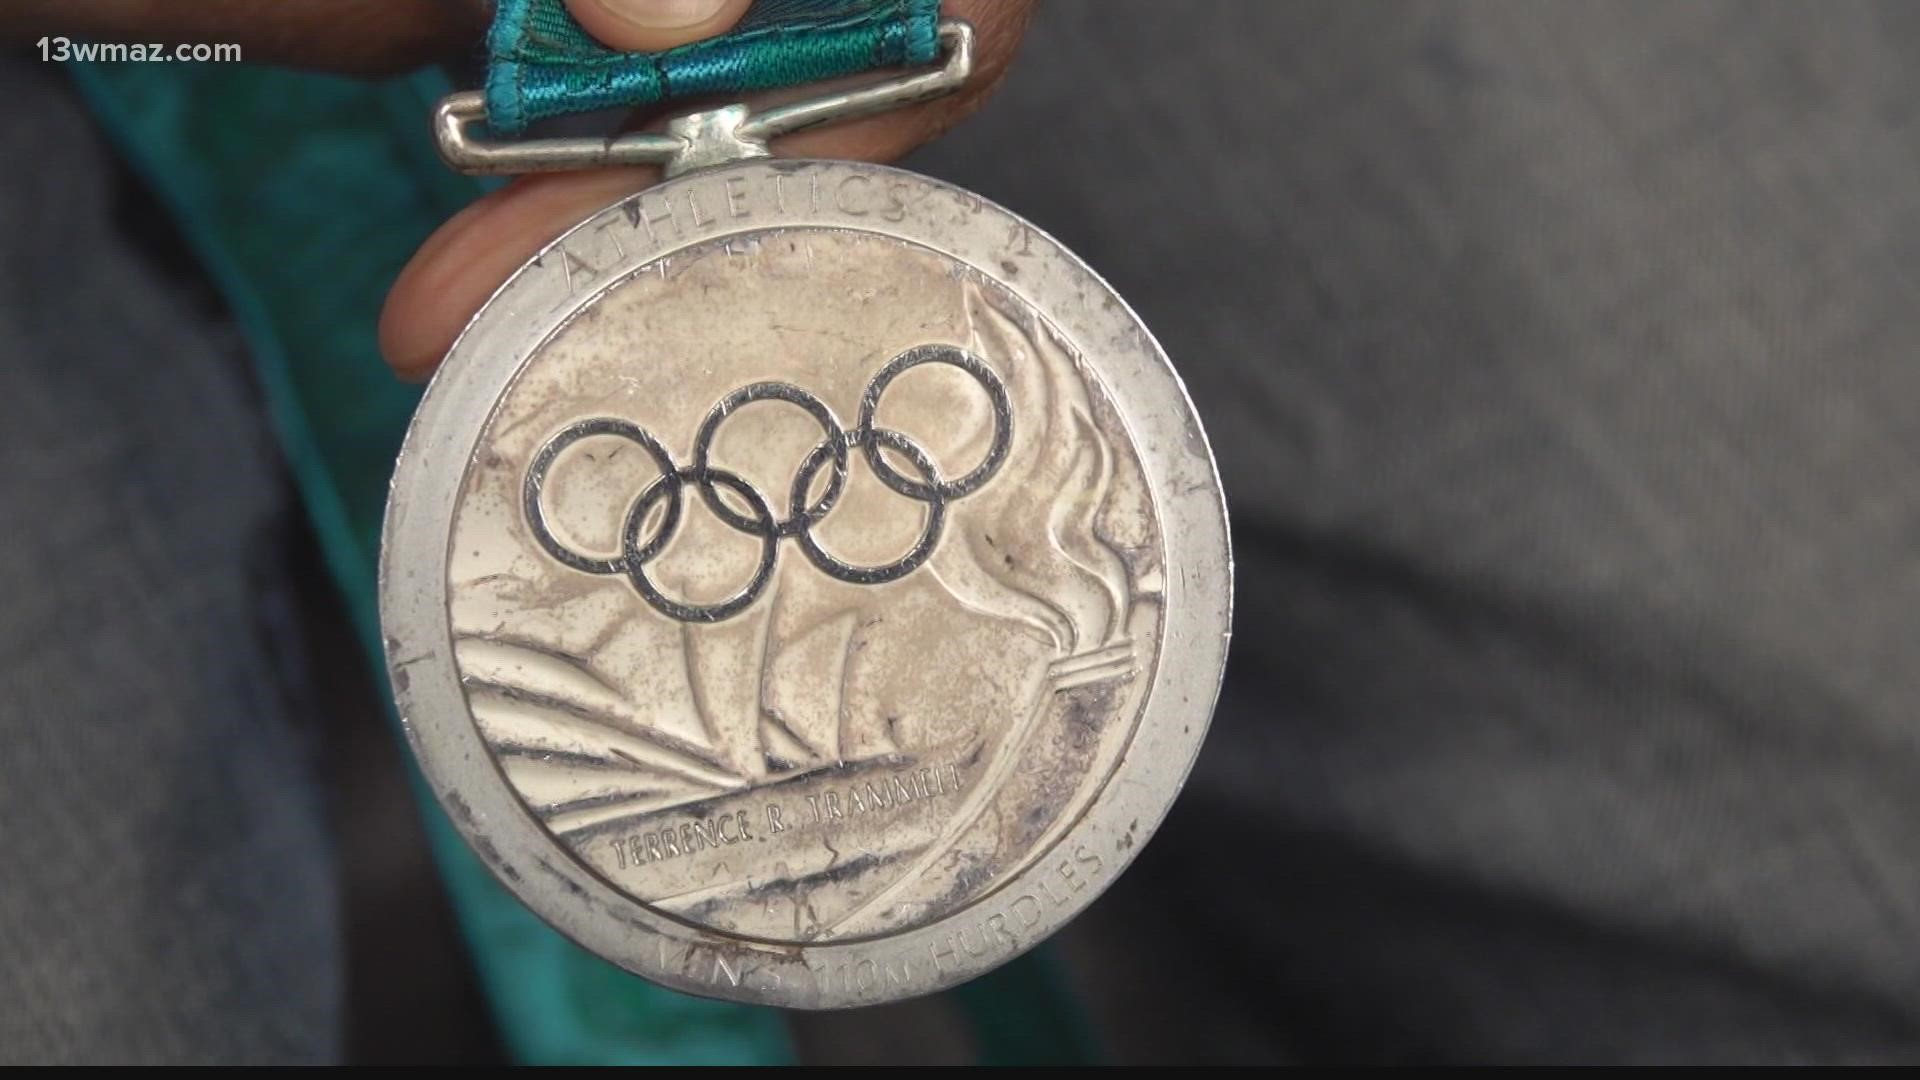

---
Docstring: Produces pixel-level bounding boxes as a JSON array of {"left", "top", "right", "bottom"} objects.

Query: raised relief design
[
  {"left": 448, "top": 229, "right": 1162, "bottom": 943},
  {"left": 521, "top": 345, "right": 1013, "bottom": 621}
]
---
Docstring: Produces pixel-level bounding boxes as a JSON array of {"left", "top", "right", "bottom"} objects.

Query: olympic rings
[
  {"left": 523, "top": 417, "right": 679, "bottom": 575},
  {"left": 625, "top": 467, "right": 777, "bottom": 623},
  {"left": 859, "top": 345, "right": 1012, "bottom": 501},
  {"left": 520, "top": 345, "right": 1012, "bottom": 623}
]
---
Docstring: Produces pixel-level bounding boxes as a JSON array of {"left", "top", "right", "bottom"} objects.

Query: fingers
[
  {"left": 381, "top": 168, "right": 665, "bottom": 381},
  {"left": 563, "top": 0, "right": 755, "bottom": 53},
  {"left": 381, "top": 0, "right": 1037, "bottom": 379},
  {"left": 0, "top": 0, "right": 757, "bottom": 74},
  {"left": 382, "top": 0, "right": 761, "bottom": 379}
]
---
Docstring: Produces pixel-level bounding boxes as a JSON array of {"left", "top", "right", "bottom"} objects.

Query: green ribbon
[
  {"left": 67, "top": 3, "right": 1101, "bottom": 1064},
  {"left": 487, "top": 0, "right": 941, "bottom": 133},
  {"left": 67, "top": 60, "right": 791, "bottom": 1066}
]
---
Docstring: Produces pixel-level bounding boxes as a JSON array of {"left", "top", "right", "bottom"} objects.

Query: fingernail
[{"left": 591, "top": 0, "right": 730, "bottom": 31}]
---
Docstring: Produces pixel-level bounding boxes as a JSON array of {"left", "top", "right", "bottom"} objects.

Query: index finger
[
  {"left": 564, "top": 0, "right": 755, "bottom": 52},
  {"left": 379, "top": 0, "right": 1035, "bottom": 380}
]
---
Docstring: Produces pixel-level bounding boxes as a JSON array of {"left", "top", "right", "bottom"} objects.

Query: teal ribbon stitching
[{"left": 486, "top": 0, "right": 940, "bottom": 134}]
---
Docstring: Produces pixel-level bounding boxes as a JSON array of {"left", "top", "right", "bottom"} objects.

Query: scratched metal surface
[{"left": 381, "top": 160, "right": 1231, "bottom": 1008}]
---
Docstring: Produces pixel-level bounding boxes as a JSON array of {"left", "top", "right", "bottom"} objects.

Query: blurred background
[{"left": 5, "top": 0, "right": 1920, "bottom": 1064}]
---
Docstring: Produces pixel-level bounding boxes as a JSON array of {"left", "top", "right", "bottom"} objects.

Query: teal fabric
[
  {"left": 65, "top": 60, "right": 792, "bottom": 1066},
  {"left": 486, "top": 0, "right": 940, "bottom": 133},
  {"left": 66, "top": 28, "right": 1100, "bottom": 1067}
]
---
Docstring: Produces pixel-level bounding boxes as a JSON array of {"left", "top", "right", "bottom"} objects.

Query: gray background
[
  {"left": 906, "top": 0, "right": 1920, "bottom": 1063},
  {"left": 4, "top": 0, "right": 1920, "bottom": 1064}
]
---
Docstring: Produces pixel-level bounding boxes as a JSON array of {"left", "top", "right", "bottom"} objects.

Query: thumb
[{"left": 562, "top": 0, "right": 754, "bottom": 52}]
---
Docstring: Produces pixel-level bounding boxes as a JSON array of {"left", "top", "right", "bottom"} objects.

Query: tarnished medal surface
[{"left": 382, "top": 159, "right": 1230, "bottom": 1007}]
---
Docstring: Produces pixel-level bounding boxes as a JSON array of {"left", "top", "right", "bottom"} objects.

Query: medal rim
[{"left": 380, "top": 158, "right": 1233, "bottom": 1009}]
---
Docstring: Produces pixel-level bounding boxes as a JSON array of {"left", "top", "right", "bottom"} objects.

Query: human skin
[{"left": 0, "top": 0, "right": 1036, "bottom": 378}]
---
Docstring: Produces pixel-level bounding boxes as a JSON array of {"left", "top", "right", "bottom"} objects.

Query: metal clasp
[{"left": 434, "top": 18, "right": 974, "bottom": 178}]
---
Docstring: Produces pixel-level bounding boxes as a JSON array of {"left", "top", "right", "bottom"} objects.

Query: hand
[
  {"left": 5, "top": 1, "right": 1033, "bottom": 378},
  {"left": 380, "top": 0, "right": 1034, "bottom": 380}
]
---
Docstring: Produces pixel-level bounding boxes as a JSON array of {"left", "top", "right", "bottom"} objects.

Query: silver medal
[{"left": 381, "top": 21, "right": 1231, "bottom": 1009}]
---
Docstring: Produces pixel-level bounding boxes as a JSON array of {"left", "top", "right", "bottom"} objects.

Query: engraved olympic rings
[{"left": 523, "top": 344, "right": 1012, "bottom": 622}]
